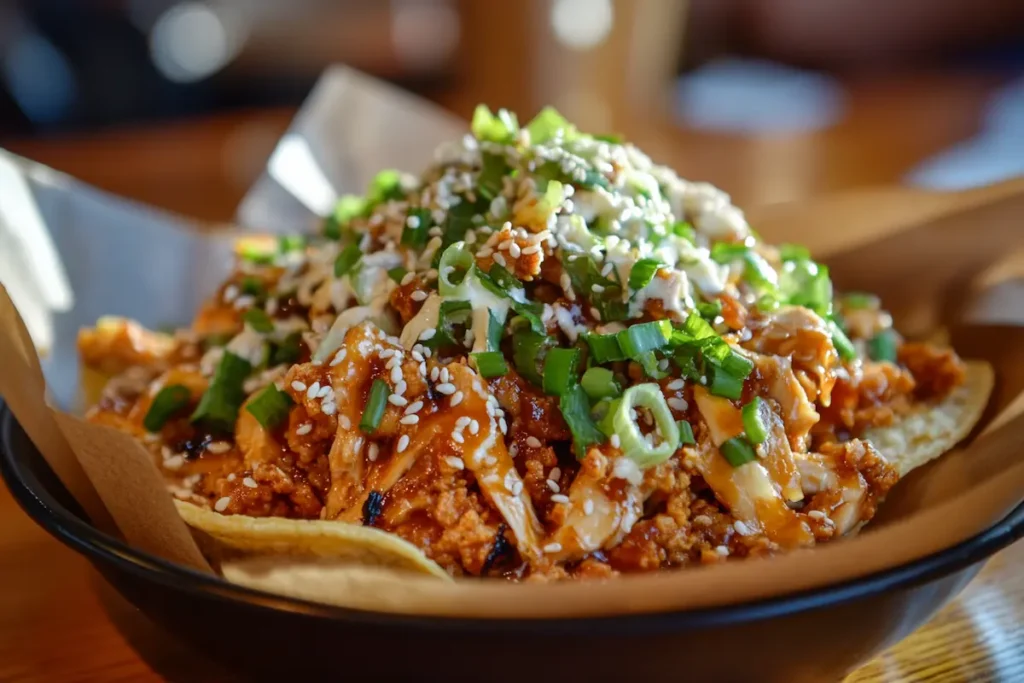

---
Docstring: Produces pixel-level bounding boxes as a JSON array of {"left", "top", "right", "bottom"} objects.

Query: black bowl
[{"left": 3, "top": 402, "right": 1022, "bottom": 683}]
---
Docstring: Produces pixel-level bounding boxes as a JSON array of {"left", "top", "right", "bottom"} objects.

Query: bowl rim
[{"left": 3, "top": 402, "right": 1022, "bottom": 631}]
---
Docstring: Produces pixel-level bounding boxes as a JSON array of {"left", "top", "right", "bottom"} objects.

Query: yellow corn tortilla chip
[
  {"left": 174, "top": 500, "right": 451, "bottom": 580},
  {"left": 865, "top": 360, "right": 994, "bottom": 477}
]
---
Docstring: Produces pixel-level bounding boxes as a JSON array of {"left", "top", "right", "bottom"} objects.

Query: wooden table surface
[{"left": 1, "top": 75, "right": 1022, "bottom": 682}]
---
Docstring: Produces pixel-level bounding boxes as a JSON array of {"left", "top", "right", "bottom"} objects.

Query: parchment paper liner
[{"left": 0, "top": 67, "right": 1021, "bottom": 617}]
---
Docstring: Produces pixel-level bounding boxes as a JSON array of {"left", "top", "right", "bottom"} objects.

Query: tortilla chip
[
  {"left": 174, "top": 500, "right": 451, "bottom": 580},
  {"left": 865, "top": 360, "right": 994, "bottom": 477}
]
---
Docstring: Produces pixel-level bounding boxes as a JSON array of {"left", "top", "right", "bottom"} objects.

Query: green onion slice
[
  {"left": 720, "top": 436, "right": 758, "bottom": 467},
  {"left": 542, "top": 347, "right": 580, "bottom": 396},
  {"left": 387, "top": 266, "right": 408, "bottom": 284},
  {"left": 360, "top": 379, "right": 390, "bottom": 433},
  {"left": 710, "top": 243, "right": 749, "bottom": 263},
  {"left": 828, "top": 319, "right": 857, "bottom": 361},
  {"left": 471, "top": 104, "right": 519, "bottom": 143},
  {"left": 324, "top": 195, "right": 367, "bottom": 240},
  {"left": 584, "top": 332, "right": 626, "bottom": 364},
  {"left": 478, "top": 153, "right": 509, "bottom": 201},
  {"left": 559, "top": 383, "right": 606, "bottom": 459},
  {"left": 242, "top": 308, "right": 275, "bottom": 334},
  {"left": 609, "top": 384, "right": 680, "bottom": 469},
  {"left": 269, "top": 331, "right": 302, "bottom": 366},
  {"left": 437, "top": 242, "right": 476, "bottom": 297},
  {"left": 512, "top": 331, "right": 553, "bottom": 386},
  {"left": 366, "top": 169, "right": 405, "bottom": 206},
  {"left": 191, "top": 352, "right": 252, "bottom": 432},
  {"left": 246, "top": 384, "right": 294, "bottom": 430},
  {"left": 471, "top": 351, "right": 509, "bottom": 378},
  {"left": 741, "top": 397, "right": 769, "bottom": 444},
  {"left": 677, "top": 420, "right": 695, "bottom": 446},
  {"left": 525, "top": 106, "right": 576, "bottom": 144},
  {"left": 628, "top": 258, "right": 662, "bottom": 292},
  {"left": 617, "top": 320, "right": 671, "bottom": 359},
  {"left": 779, "top": 244, "right": 811, "bottom": 262},
  {"left": 868, "top": 329, "right": 898, "bottom": 363},
  {"left": 334, "top": 243, "right": 362, "bottom": 277},
  {"left": 842, "top": 292, "right": 880, "bottom": 310},
  {"left": 707, "top": 361, "right": 745, "bottom": 400},
  {"left": 144, "top": 385, "right": 191, "bottom": 432},
  {"left": 672, "top": 221, "right": 696, "bottom": 242},
  {"left": 401, "top": 208, "right": 432, "bottom": 248},
  {"left": 581, "top": 367, "right": 621, "bottom": 400}
]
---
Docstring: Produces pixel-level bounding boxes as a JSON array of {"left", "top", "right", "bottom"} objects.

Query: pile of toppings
[{"left": 84, "top": 105, "right": 968, "bottom": 579}]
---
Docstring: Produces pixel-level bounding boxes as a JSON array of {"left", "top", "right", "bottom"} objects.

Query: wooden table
[{"left": 2, "top": 75, "right": 1022, "bottom": 681}]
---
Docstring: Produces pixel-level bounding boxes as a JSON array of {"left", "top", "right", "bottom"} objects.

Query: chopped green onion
[
  {"left": 636, "top": 351, "right": 669, "bottom": 379},
  {"left": 239, "top": 241, "right": 276, "bottom": 265},
  {"left": 242, "top": 308, "right": 274, "bottom": 334},
  {"left": 707, "top": 361, "right": 745, "bottom": 400},
  {"left": 722, "top": 349, "right": 755, "bottom": 379},
  {"left": 780, "top": 260, "right": 833, "bottom": 316},
  {"left": 720, "top": 436, "right": 758, "bottom": 467},
  {"left": 366, "top": 169, "right": 405, "bottom": 206},
  {"left": 437, "top": 242, "right": 476, "bottom": 296},
  {"left": 584, "top": 332, "right": 626, "bottom": 364},
  {"left": 191, "top": 352, "right": 252, "bottom": 433},
  {"left": 868, "top": 329, "right": 899, "bottom": 363},
  {"left": 672, "top": 221, "right": 696, "bottom": 242},
  {"left": 486, "top": 311, "right": 504, "bottom": 352},
  {"left": 743, "top": 252, "right": 779, "bottom": 291},
  {"left": 843, "top": 292, "right": 880, "bottom": 310},
  {"left": 486, "top": 264, "right": 521, "bottom": 292},
  {"left": 677, "top": 420, "right": 695, "bottom": 446},
  {"left": 278, "top": 235, "right": 305, "bottom": 254},
  {"left": 246, "top": 384, "right": 294, "bottom": 430},
  {"left": 741, "top": 397, "right": 769, "bottom": 444},
  {"left": 401, "top": 208, "right": 432, "bottom": 248},
  {"left": 269, "top": 332, "right": 302, "bottom": 366},
  {"left": 756, "top": 294, "right": 781, "bottom": 312},
  {"left": 471, "top": 351, "right": 509, "bottom": 378},
  {"left": 609, "top": 384, "right": 680, "bottom": 468},
  {"left": 779, "top": 244, "right": 811, "bottom": 262},
  {"left": 425, "top": 300, "right": 472, "bottom": 350},
  {"left": 477, "top": 153, "right": 509, "bottom": 201},
  {"left": 240, "top": 276, "right": 264, "bottom": 297},
  {"left": 542, "top": 348, "right": 580, "bottom": 396},
  {"left": 471, "top": 104, "right": 518, "bottom": 143},
  {"left": 143, "top": 385, "right": 191, "bottom": 432},
  {"left": 526, "top": 106, "right": 576, "bottom": 144},
  {"left": 387, "top": 266, "right": 408, "bottom": 284},
  {"left": 334, "top": 243, "right": 362, "bottom": 277},
  {"left": 697, "top": 300, "right": 723, "bottom": 319},
  {"left": 559, "top": 384, "right": 606, "bottom": 459},
  {"left": 593, "top": 133, "right": 623, "bottom": 144},
  {"left": 710, "top": 243, "right": 749, "bottom": 263},
  {"left": 512, "top": 331, "right": 553, "bottom": 386},
  {"left": 628, "top": 258, "right": 662, "bottom": 292},
  {"left": 581, "top": 367, "right": 621, "bottom": 400},
  {"left": 360, "top": 379, "right": 390, "bottom": 433},
  {"left": 324, "top": 195, "right": 367, "bottom": 240},
  {"left": 828, "top": 319, "right": 857, "bottom": 361},
  {"left": 438, "top": 198, "right": 481, "bottom": 254},
  {"left": 617, "top": 320, "right": 672, "bottom": 359}
]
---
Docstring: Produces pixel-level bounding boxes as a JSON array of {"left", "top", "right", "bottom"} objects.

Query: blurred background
[{"left": 1, "top": 0, "right": 1022, "bottom": 217}]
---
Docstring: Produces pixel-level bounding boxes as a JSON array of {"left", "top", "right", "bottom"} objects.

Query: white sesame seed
[
  {"left": 411, "top": 350, "right": 424, "bottom": 362},
  {"left": 322, "top": 402, "right": 337, "bottom": 416},
  {"left": 397, "top": 434, "right": 410, "bottom": 452},
  {"left": 807, "top": 510, "right": 826, "bottom": 521},
  {"left": 306, "top": 382, "right": 321, "bottom": 399},
  {"left": 508, "top": 242, "right": 521, "bottom": 258},
  {"left": 440, "top": 367, "right": 450, "bottom": 383},
  {"left": 584, "top": 499, "right": 595, "bottom": 515},
  {"left": 316, "top": 385, "right": 332, "bottom": 399},
  {"left": 521, "top": 244, "right": 540, "bottom": 255},
  {"left": 499, "top": 417, "right": 508, "bottom": 434},
  {"left": 291, "top": 381, "right": 307, "bottom": 392},
  {"left": 243, "top": 477, "right": 258, "bottom": 489},
  {"left": 550, "top": 494, "right": 570, "bottom": 504},
  {"left": 493, "top": 253, "right": 507, "bottom": 267},
  {"left": 610, "top": 434, "right": 621, "bottom": 448},
  {"left": 206, "top": 441, "right": 232, "bottom": 454},
  {"left": 469, "top": 419, "right": 480, "bottom": 434},
  {"left": 734, "top": 521, "right": 752, "bottom": 536},
  {"left": 367, "top": 443, "right": 379, "bottom": 461},
  {"left": 484, "top": 455, "right": 497, "bottom": 467},
  {"left": 296, "top": 423, "right": 313, "bottom": 436},
  {"left": 388, "top": 394, "right": 409, "bottom": 406},
  {"left": 452, "top": 431, "right": 465, "bottom": 444},
  {"left": 400, "top": 415, "right": 420, "bottom": 425},
  {"left": 330, "top": 349, "right": 348, "bottom": 366},
  {"left": 715, "top": 545, "right": 730, "bottom": 557},
  {"left": 163, "top": 455, "right": 185, "bottom": 470},
  {"left": 405, "top": 400, "right": 424, "bottom": 415},
  {"left": 223, "top": 285, "right": 239, "bottom": 303},
  {"left": 430, "top": 366, "right": 440, "bottom": 381},
  {"left": 451, "top": 391, "right": 464, "bottom": 406},
  {"left": 543, "top": 542, "right": 563, "bottom": 553},
  {"left": 546, "top": 479, "right": 560, "bottom": 493},
  {"left": 394, "top": 379, "right": 407, "bottom": 396},
  {"left": 526, "top": 436, "right": 542, "bottom": 448},
  {"left": 227, "top": 473, "right": 236, "bottom": 482},
  {"left": 511, "top": 481, "right": 523, "bottom": 496},
  {"left": 420, "top": 328, "right": 437, "bottom": 341},
  {"left": 401, "top": 272, "right": 416, "bottom": 286},
  {"left": 436, "top": 382, "right": 456, "bottom": 395},
  {"left": 380, "top": 349, "right": 395, "bottom": 359},
  {"left": 668, "top": 397, "right": 688, "bottom": 411},
  {"left": 591, "top": 283, "right": 605, "bottom": 293},
  {"left": 406, "top": 215, "right": 420, "bottom": 229},
  {"left": 411, "top": 290, "right": 428, "bottom": 302},
  {"left": 508, "top": 443, "right": 519, "bottom": 458},
  {"left": 214, "top": 497, "right": 231, "bottom": 512},
  {"left": 390, "top": 365, "right": 403, "bottom": 383},
  {"left": 667, "top": 378, "right": 685, "bottom": 390},
  {"left": 445, "top": 456, "right": 465, "bottom": 470},
  {"left": 340, "top": 415, "right": 351, "bottom": 429}
]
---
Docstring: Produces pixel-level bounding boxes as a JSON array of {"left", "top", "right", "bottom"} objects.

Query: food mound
[{"left": 80, "top": 106, "right": 990, "bottom": 580}]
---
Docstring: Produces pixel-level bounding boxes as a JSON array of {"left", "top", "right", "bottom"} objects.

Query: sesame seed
[
  {"left": 406, "top": 215, "right": 420, "bottom": 228},
  {"left": 584, "top": 500, "right": 594, "bottom": 515},
  {"left": 164, "top": 454, "right": 185, "bottom": 470},
  {"left": 452, "top": 431, "right": 465, "bottom": 444},
  {"left": 436, "top": 382, "right": 456, "bottom": 395},
  {"left": 734, "top": 521, "right": 752, "bottom": 536},
  {"left": 340, "top": 415, "right": 352, "bottom": 429},
  {"left": 419, "top": 362, "right": 427, "bottom": 376},
  {"left": 484, "top": 455, "right": 497, "bottom": 466},
  {"left": 214, "top": 497, "right": 231, "bottom": 512},
  {"left": 430, "top": 366, "right": 440, "bottom": 381},
  {"left": 388, "top": 394, "right": 409, "bottom": 406},
  {"left": 411, "top": 290, "right": 428, "bottom": 302},
  {"left": 291, "top": 381, "right": 307, "bottom": 392},
  {"left": 715, "top": 545, "right": 730, "bottom": 557},
  {"left": 306, "top": 382, "right": 321, "bottom": 400},
  {"left": 543, "top": 542, "right": 563, "bottom": 553},
  {"left": 440, "top": 367, "right": 450, "bottom": 383},
  {"left": 550, "top": 467, "right": 561, "bottom": 481},
  {"left": 296, "top": 423, "right": 313, "bottom": 436},
  {"left": 322, "top": 402, "right": 337, "bottom": 416},
  {"left": 546, "top": 479, "right": 560, "bottom": 493},
  {"left": 401, "top": 272, "right": 416, "bottom": 286},
  {"left": 390, "top": 365, "right": 403, "bottom": 383},
  {"left": 499, "top": 417, "right": 508, "bottom": 434},
  {"left": 526, "top": 436, "right": 542, "bottom": 448},
  {"left": 550, "top": 494, "right": 570, "bottom": 504},
  {"left": 469, "top": 419, "right": 479, "bottom": 435},
  {"left": 394, "top": 379, "right": 407, "bottom": 396},
  {"left": 451, "top": 391, "right": 464, "bottom": 406},
  {"left": 420, "top": 328, "right": 436, "bottom": 341},
  {"left": 330, "top": 349, "right": 347, "bottom": 366},
  {"left": 397, "top": 435, "right": 410, "bottom": 452},
  {"left": 498, "top": 239, "right": 513, "bottom": 250},
  {"left": 400, "top": 415, "right": 420, "bottom": 425},
  {"left": 227, "top": 473, "right": 236, "bottom": 482},
  {"left": 445, "top": 456, "right": 465, "bottom": 470},
  {"left": 405, "top": 400, "right": 424, "bottom": 415},
  {"left": 610, "top": 434, "right": 621, "bottom": 448},
  {"left": 521, "top": 244, "right": 540, "bottom": 255},
  {"left": 668, "top": 397, "right": 688, "bottom": 411},
  {"left": 493, "top": 253, "right": 507, "bottom": 267},
  {"left": 367, "top": 443, "right": 379, "bottom": 461},
  {"left": 508, "top": 242, "right": 521, "bottom": 258},
  {"left": 316, "top": 385, "right": 332, "bottom": 399},
  {"left": 509, "top": 444, "right": 519, "bottom": 458},
  {"left": 223, "top": 285, "right": 239, "bottom": 303},
  {"left": 243, "top": 477, "right": 258, "bottom": 489},
  {"left": 380, "top": 349, "right": 395, "bottom": 359},
  {"left": 591, "top": 284, "right": 605, "bottom": 293},
  {"left": 206, "top": 441, "right": 232, "bottom": 454},
  {"left": 411, "top": 350, "right": 424, "bottom": 362},
  {"left": 807, "top": 510, "right": 826, "bottom": 521},
  {"left": 667, "top": 378, "right": 685, "bottom": 390}
]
